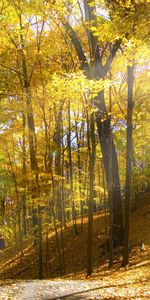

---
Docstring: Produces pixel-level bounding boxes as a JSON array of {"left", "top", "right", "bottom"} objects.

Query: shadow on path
[{"left": 47, "top": 278, "right": 150, "bottom": 300}]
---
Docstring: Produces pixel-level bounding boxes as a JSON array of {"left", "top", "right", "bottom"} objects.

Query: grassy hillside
[{"left": 0, "top": 193, "right": 149, "bottom": 280}]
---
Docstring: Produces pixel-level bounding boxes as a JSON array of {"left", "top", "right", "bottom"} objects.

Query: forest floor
[{"left": 0, "top": 193, "right": 149, "bottom": 299}]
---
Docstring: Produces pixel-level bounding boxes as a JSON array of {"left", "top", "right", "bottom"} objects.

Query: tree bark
[
  {"left": 22, "top": 113, "right": 27, "bottom": 237},
  {"left": 38, "top": 206, "right": 43, "bottom": 279},
  {"left": 68, "top": 101, "right": 78, "bottom": 235},
  {"left": 96, "top": 91, "right": 123, "bottom": 245},
  {"left": 86, "top": 111, "right": 96, "bottom": 276},
  {"left": 122, "top": 65, "right": 134, "bottom": 266}
]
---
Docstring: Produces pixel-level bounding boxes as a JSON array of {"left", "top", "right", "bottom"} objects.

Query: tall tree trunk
[
  {"left": 7, "top": 151, "right": 23, "bottom": 263},
  {"left": 108, "top": 81, "right": 113, "bottom": 266},
  {"left": 96, "top": 91, "right": 123, "bottom": 245},
  {"left": 87, "top": 111, "right": 96, "bottom": 276},
  {"left": 108, "top": 135, "right": 113, "bottom": 267},
  {"left": 18, "top": 11, "right": 39, "bottom": 230},
  {"left": 38, "top": 206, "right": 43, "bottom": 279},
  {"left": 51, "top": 172, "right": 64, "bottom": 275},
  {"left": 18, "top": 9, "right": 43, "bottom": 276},
  {"left": 61, "top": 123, "right": 66, "bottom": 228},
  {"left": 122, "top": 65, "right": 134, "bottom": 266},
  {"left": 22, "top": 113, "right": 27, "bottom": 237},
  {"left": 74, "top": 115, "right": 84, "bottom": 232},
  {"left": 68, "top": 101, "right": 78, "bottom": 235},
  {"left": 102, "top": 161, "right": 108, "bottom": 255}
]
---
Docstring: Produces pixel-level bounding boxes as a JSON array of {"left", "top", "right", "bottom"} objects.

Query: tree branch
[
  {"left": 103, "top": 39, "right": 121, "bottom": 76},
  {"left": 62, "top": 20, "right": 89, "bottom": 73}
]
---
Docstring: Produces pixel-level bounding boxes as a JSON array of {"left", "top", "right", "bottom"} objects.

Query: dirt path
[{"left": 0, "top": 276, "right": 150, "bottom": 300}]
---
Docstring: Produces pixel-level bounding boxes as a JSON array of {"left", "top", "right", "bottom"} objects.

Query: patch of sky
[
  {"left": 113, "top": 119, "right": 127, "bottom": 132},
  {"left": 0, "top": 120, "right": 14, "bottom": 134}
]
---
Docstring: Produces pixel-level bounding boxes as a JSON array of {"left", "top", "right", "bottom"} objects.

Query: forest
[{"left": 0, "top": 0, "right": 150, "bottom": 299}]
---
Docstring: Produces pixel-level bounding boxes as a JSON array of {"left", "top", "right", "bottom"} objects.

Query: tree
[
  {"left": 59, "top": 0, "right": 124, "bottom": 246},
  {"left": 122, "top": 64, "right": 134, "bottom": 266}
]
